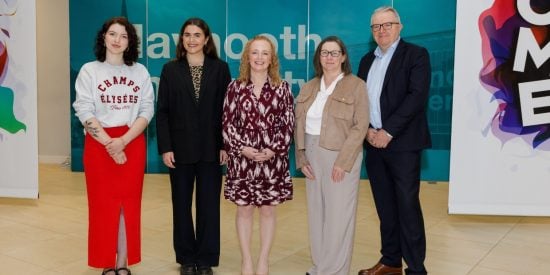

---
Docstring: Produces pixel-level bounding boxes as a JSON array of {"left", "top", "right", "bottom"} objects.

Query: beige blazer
[{"left": 294, "top": 74, "right": 369, "bottom": 172}]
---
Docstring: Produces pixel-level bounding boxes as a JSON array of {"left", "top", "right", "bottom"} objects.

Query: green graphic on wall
[
  {"left": 0, "top": 86, "right": 26, "bottom": 134},
  {"left": 0, "top": 23, "right": 26, "bottom": 136}
]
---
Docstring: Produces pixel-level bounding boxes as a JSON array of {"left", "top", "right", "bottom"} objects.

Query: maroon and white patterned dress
[{"left": 222, "top": 79, "right": 295, "bottom": 206}]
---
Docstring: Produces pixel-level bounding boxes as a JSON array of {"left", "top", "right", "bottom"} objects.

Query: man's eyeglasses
[
  {"left": 320, "top": 50, "right": 342, "bottom": 57},
  {"left": 370, "top": 22, "right": 400, "bottom": 32}
]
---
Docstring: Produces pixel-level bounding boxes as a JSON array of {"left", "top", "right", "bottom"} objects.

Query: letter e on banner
[{"left": 519, "top": 79, "right": 550, "bottom": 126}]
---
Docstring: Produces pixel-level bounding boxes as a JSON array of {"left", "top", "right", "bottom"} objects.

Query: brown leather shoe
[{"left": 358, "top": 262, "right": 403, "bottom": 275}]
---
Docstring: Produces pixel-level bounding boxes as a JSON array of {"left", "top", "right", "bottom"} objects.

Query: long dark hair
[
  {"left": 175, "top": 17, "right": 218, "bottom": 60},
  {"left": 312, "top": 36, "right": 352, "bottom": 78},
  {"left": 94, "top": 16, "right": 139, "bottom": 66}
]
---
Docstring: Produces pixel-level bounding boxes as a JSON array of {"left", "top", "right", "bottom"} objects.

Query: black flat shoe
[
  {"left": 197, "top": 266, "right": 213, "bottom": 275},
  {"left": 181, "top": 264, "right": 197, "bottom": 275},
  {"left": 116, "top": 267, "right": 132, "bottom": 275},
  {"left": 101, "top": 268, "right": 116, "bottom": 275}
]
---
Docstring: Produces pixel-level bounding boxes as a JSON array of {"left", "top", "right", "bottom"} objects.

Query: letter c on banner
[{"left": 517, "top": 1, "right": 550, "bottom": 25}]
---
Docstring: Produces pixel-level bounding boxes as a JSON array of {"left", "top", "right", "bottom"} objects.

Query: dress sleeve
[
  {"left": 222, "top": 81, "right": 244, "bottom": 156},
  {"left": 270, "top": 81, "right": 295, "bottom": 155}
]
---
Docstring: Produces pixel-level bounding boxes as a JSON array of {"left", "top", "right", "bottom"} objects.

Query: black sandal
[
  {"left": 116, "top": 267, "right": 132, "bottom": 275},
  {"left": 101, "top": 268, "right": 116, "bottom": 275}
]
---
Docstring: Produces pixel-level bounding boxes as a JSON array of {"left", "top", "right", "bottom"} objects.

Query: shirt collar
[
  {"left": 374, "top": 37, "right": 401, "bottom": 58},
  {"left": 320, "top": 73, "right": 344, "bottom": 92},
  {"left": 246, "top": 75, "right": 272, "bottom": 89}
]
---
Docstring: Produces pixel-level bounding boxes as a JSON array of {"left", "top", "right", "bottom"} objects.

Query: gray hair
[{"left": 371, "top": 6, "right": 401, "bottom": 24}]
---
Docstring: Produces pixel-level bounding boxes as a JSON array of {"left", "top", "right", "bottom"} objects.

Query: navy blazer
[
  {"left": 156, "top": 56, "right": 231, "bottom": 164},
  {"left": 357, "top": 39, "right": 432, "bottom": 151}
]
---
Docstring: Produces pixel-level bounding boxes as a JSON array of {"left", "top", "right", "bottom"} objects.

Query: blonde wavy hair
[{"left": 237, "top": 35, "right": 282, "bottom": 86}]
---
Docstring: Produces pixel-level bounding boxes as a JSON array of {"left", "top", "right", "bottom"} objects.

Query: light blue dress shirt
[{"left": 366, "top": 38, "right": 400, "bottom": 130}]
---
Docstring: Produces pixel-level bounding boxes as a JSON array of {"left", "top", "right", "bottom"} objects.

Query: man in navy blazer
[{"left": 357, "top": 6, "right": 431, "bottom": 275}]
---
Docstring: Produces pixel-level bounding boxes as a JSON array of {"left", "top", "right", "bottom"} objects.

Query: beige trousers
[{"left": 305, "top": 134, "right": 362, "bottom": 275}]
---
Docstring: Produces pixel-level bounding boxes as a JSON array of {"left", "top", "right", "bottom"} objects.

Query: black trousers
[
  {"left": 365, "top": 148, "right": 427, "bottom": 275},
  {"left": 169, "top": 160, "right": 222, "bottom": 267}
]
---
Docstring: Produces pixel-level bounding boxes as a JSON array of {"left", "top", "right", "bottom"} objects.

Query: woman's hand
[
  {"left": 105, "top": 137, "right": 126, "bottom": 155},
  {"left": 241, "top": 146, "right": 263, "bottom": 161},
  {"left": 332, "top": 165, "right": 345, "bottom": 183},
  {"left": 162, "top": 152, "right": 176, "bottom": 168},
  {"left": 301, "top": 164, "right": 316, "bottom": 180},
  {"left": 112, "top": 151, "right": 127, "bottom": 165},
  {"left": 255, "top": 148, "right": 275, "bottom": 162},
  {"left": 220, "top": 150, "right": 228, "bottom": 165}
]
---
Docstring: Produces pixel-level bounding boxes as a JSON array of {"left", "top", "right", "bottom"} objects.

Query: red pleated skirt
[{"left": 83, "top": 126, "right": 145, "bottom": 268}]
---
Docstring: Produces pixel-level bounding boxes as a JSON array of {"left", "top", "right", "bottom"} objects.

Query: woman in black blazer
[{"left": 156, "top": 18, "right": 231, "bottom": 275}]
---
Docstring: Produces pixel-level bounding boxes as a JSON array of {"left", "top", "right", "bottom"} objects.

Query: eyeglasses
[
  {"left": 370, "top": 22, "right": 400, "bottom": 32},
  {"left": 320, "top": 50, "right": 342, "bottom": 57}
]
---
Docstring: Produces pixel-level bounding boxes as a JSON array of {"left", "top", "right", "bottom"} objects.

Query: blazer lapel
[
  {"left": 296, "top": 78, "right": 319, "bottom": 114},
  {"left": 382, "top": 40, "right": 407, "bottom": 92},
  {"left": 364, "top": 54, "right": 376, "bottom": 75},
  {"left": 197, "top": 57, "right": 212, "bottom": 107}
]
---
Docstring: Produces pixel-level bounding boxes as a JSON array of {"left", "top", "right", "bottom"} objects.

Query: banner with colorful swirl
[
  {"left": 0, "top": 0, "right": 38, "bottom": 198},
  {"left": 450, "top": 0, "right": 550, "bottom": 215}
]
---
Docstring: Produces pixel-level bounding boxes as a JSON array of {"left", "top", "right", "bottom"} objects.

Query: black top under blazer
[
  {"left": 156, "top": 56, "right": 231, "bottom": 164},
  {"left": 357, "top": 39, "right": 432, "bottom": 151}
]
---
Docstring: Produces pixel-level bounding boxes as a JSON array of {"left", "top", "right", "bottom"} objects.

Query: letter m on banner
[{"left": 514, "top": 27, "right": 550, "bottom": 127}]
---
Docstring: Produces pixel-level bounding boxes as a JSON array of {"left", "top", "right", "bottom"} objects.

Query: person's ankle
[{"left": 116, "top": 267, "right": 131, "bottom": 275}]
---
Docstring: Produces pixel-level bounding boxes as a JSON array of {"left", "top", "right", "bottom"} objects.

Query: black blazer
[
  {"left": 156, "top": 56, "right": 231, "bottom": 164},
  {"left": 357, "top": 39, "right": 432, "bottom": 151}
]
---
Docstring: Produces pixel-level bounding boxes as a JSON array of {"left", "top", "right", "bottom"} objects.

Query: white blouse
[{"left": 305, "top": 73, "right": 344, "bottom": 135}]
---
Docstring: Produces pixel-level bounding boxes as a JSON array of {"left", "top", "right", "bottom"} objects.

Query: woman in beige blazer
[{"left": 295, "top": 36, "right": 369, "bottom": 275}]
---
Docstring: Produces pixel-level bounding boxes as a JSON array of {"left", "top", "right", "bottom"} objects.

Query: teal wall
[{"left": 70, "top": 0, "right": 456, "bottom": 181}]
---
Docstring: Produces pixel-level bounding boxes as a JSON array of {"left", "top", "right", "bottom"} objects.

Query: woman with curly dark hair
[{"left": 73, "top": 16, "right": 154, "bottom": 275}]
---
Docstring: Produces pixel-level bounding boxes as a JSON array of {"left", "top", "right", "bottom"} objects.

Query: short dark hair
[
  {"left": 312, "top": 36, "right": 352, "bottom": 78},
  {"left": 175, "top": 18, "right": 218, "bottom": 60},
  {"left": 94, "top": 16, "right": 139, "bottom": 66}
]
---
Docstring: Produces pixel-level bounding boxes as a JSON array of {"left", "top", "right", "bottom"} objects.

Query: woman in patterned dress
[{"left": 222, "top": 35, "right": 294, "bottom": 275}]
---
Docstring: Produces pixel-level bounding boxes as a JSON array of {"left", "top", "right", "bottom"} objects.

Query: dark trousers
[
  {"left": 169, "top": 160, "right": 222, "bottom": 267},
  {"left": 366, "top": 148, "right": 427, "bottom": 275}
]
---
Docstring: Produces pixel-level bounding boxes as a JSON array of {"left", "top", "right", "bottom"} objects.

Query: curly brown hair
[
  {"left": 237, "top": 35, "right": 281, "bottom": 86},
  {"left": 94, "top": 17, "right": 139, "bottom": 66}
]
